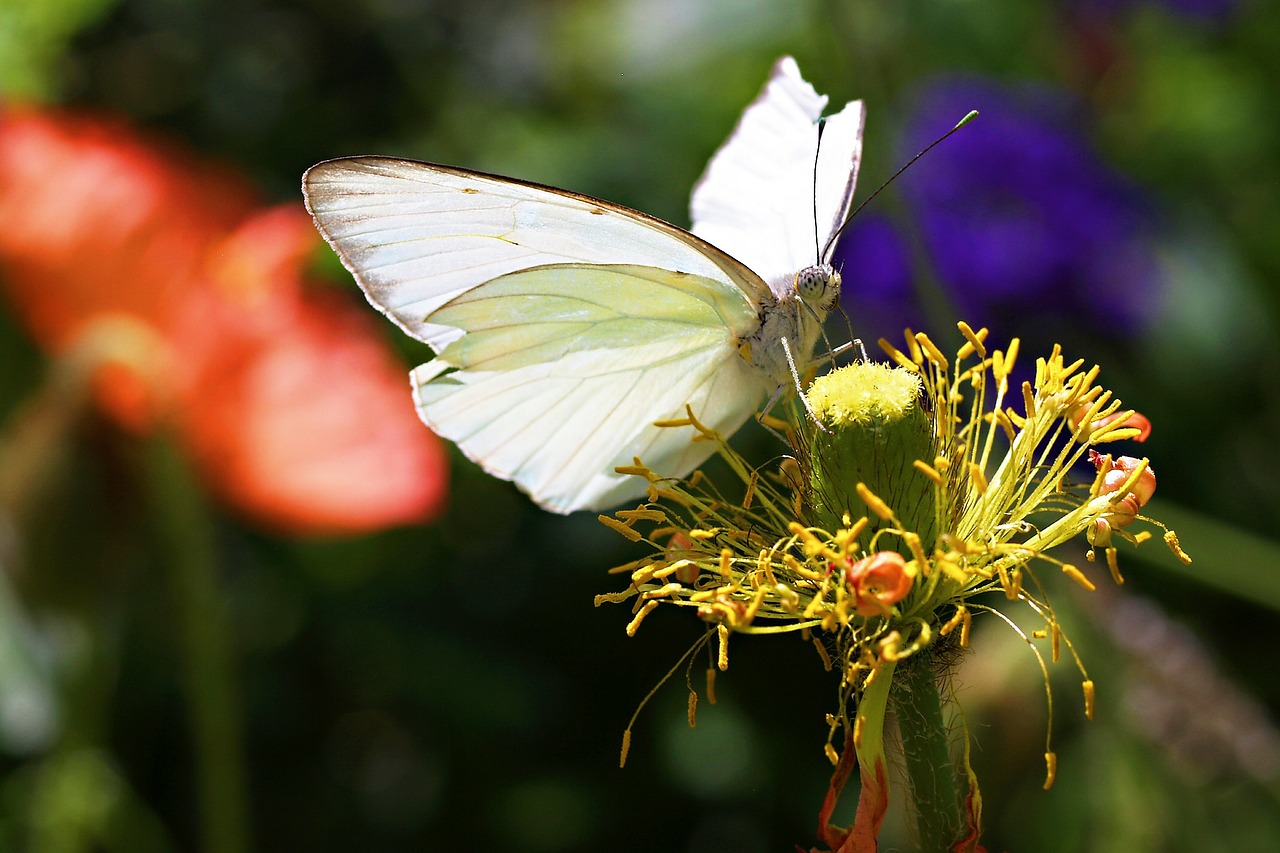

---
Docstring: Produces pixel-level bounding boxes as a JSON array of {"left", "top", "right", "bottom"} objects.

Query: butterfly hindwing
[
  {"left": 411, "top": 263, "right": 771, "bottom": 512},
  {"left": 690, "top": 56, "right": 865, "bottom": 292}
]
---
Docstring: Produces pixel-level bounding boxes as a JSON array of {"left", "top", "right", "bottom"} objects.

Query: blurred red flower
[{"left": 0, "top": 107, "right": 448, "bottom": 534}]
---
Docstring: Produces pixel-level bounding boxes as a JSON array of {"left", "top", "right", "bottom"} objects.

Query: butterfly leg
[
  {"left": 781, "top": 336, "right": 832, "bottom": 433},
  {"left": 755, "top": 386, "right": 794, "bottom": 446},
  {"left": 810, "top": 338, "right": 864, "bottom": 369}
]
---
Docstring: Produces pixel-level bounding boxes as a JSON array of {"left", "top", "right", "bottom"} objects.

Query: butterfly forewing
[{"left": 303, "top": 157, "right": 770, "bottom": 350}]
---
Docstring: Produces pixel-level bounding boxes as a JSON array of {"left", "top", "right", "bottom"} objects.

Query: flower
[
  {"left": 836, "top": 78, "right": 1159, "bottom": 340},
  {"left": 1089, "top": 451, "right": 1157, "bottom": 539},
  {"left": 0, "top": 107, "right": 448, "bottom": 534},
  {"left": 842, "top": 552, "right": 915, "bottom": 618},
  {"left": 1075, "top": 0, "right": 1243, "bottom": 24},
  {"left": 597, "top": 322, "right": 1190, "bottom": 847}
]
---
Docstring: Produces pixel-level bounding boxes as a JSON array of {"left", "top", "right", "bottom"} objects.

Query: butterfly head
[{"left": 795, "top": 263, "right": 841, "bottom": 312}]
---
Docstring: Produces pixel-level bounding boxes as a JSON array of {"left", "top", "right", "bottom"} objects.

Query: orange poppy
[{"left": 0, "top": 107, "right": 447, "bottom": 533}]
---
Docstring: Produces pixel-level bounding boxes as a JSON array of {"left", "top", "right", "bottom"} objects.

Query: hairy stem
[{"left": 893, "top": 655, "right": 963, "bottom": 851}]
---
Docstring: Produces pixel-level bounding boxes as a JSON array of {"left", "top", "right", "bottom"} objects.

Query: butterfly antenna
[
  {"left": 821, "top": 110, "right": 978, "bottom": 259},
  {"left": 812, "top": 118, "right": 826, "bottom": 264}
]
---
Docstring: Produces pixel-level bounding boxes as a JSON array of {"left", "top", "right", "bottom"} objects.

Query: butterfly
[{"left": 302, "top": 56, "right": 864, "bottom": 514}]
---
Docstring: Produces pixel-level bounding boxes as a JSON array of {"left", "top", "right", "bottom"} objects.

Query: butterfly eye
[{"left": 796, "top": 264, "right": 840, "bottom": 307}]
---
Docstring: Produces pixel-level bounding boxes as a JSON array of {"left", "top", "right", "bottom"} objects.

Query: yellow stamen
[
  {"left": 856, "top": 482, "right": 894, "bottom": 520},
  {"left": 647, "top": 485, "right": 691, "bottom": 506},
  {"left": 743, "top": 470, "right": 759, "bottom": 509},
  {"left": 879, "top": 338, "right": 919, "bottom": 371},
  {"left": 608, "top": 557, "right": 651, "bottom": 575},
  {"left": 617, "top": 508, "right": 666, "bottom": 522},
  {"left": 957, "top": 321, "right": 988, "bottom": 359},
  {"left": 1004, "top": 338, "right": 1021, "bottom": 377},
  {"left": 1164, "top": 530, "right": 1192, "bottom": 564},
  {"left": 620, "top": 729, "right": 631, "bottom": 768},
  {"left": 651, "top": 562, "right": 690, "bottom": 582},
  {"left": 625, "top": 600, "right": 660, "bottom": 636},
  {"left": 940, "top": 606, "right": 967, "bottom": 638},
  {"left": 904, "top": 532, "right": 930, "bottom": 573},
  {"left": 717, "top": 623, "right": 730, "bottom": 671},
  {"left": 599, "top": 515, "right": 643, "bottom": 542},
  {"left": 904, "top": 327, "right": 922, "bottom": 364},
  {"left": 1105, "top": 548, "right": 1124, "bottom": 585},
  {"left": 642, "top": 582, "right": 682, "bottom": 600},
  {"left": 687, "top": 690, "right": 698, "bottom": 728},
  {"left": 913, "top": 459, "right": 944, "bottom": 485},
  {"left": 812, "top": 636, "right": 833, "bottom": 671},
  {"left": 968, "top": 463, "right": 989, "bottom": 495},
  {"left": 783, "top": 553, "right": 825, "bottom": 582},
  {"left": 993, "top": 408, "right": 1018, "bottom": 442},
  {"left": 937, "top": 558, "right": 968, "bottom": 584},
  {"left": 835, "top": 517, "right": 870, "bottom": 551},
  {"left": 630, "top": 565, "right": 657, "bottom": 585},
  {"left": 1083, "top": 680, "right": 1095, "bottom": 720},
  {"left": 915, "top": 331, "right": 949, "bottom": 367},
  {"left": 1044, "top": 752, "right": 1057, "bottom": 790},
  {"left": 1062, "top": 564, "right": 1096, "bottom": 592},
  {"left": 1008, "top": 566, "right": 1024, "bottom": 599},
  {"left": 757, "top": 550, "right": 778, "bottom": 587}
]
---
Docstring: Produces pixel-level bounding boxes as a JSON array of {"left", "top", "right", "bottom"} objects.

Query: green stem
[
  {"left": 892, "top": 655, "right": 963, "bottom": 852},
  {"left": 145, "top": 437, "right": 250, "bottom": 853}
]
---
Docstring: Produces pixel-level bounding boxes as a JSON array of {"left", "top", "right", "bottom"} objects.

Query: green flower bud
[{"left": 802, "top": 362, "right": 937, "bottom": 551}]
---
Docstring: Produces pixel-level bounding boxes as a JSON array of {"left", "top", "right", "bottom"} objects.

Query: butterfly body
[
  {"left": 303, "top": 57, "right": 864, "bottom": 513},
  {"left": 741, "top": 263, "right": 842, "bottom": 386}
]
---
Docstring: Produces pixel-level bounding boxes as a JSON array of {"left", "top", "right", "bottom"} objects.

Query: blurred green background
[{"left": 2, "top": 0, "right": 1279, "bottom": 851}]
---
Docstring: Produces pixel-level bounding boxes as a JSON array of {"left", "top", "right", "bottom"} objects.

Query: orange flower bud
[
  {"left": 1090, "top": 451, "right": 1156, "bottom": 528},
  {"left": 665, "top": 532, "right": 701, "bottom": 584},
  {"left": 843, "top": 551, "right": 914, "bottom": 617}
]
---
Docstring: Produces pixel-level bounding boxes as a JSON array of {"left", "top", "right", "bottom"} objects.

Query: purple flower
[
  {"left": 832, "top": 213, "right": 917, "bottom": 345},
  {"left": 837, "top": 76, "right": 1159, "bottom": 340},
  {"left": 1078, "top": 0, "right": 1242, "bottom": 24}
]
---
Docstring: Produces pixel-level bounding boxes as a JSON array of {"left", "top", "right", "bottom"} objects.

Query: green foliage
[{"left": 2, "top": 0, "right": 1279, "bottom": 851}]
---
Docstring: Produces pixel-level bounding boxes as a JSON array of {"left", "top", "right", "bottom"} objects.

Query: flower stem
[
  {"left": 892, "top": 655, "right": 963, "bottom": 852},
  {"left": 145, "top": 436, "right": 250, "bottom": 853}
]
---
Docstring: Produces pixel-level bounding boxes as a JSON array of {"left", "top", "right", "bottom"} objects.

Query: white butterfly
[{"left": 302, "top": 56, "right": 864, "bottom": 514}]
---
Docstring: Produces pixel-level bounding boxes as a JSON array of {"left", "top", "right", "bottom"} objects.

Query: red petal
[{"left": 174, "top": 266, "right": 447, "bottom": 535}]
